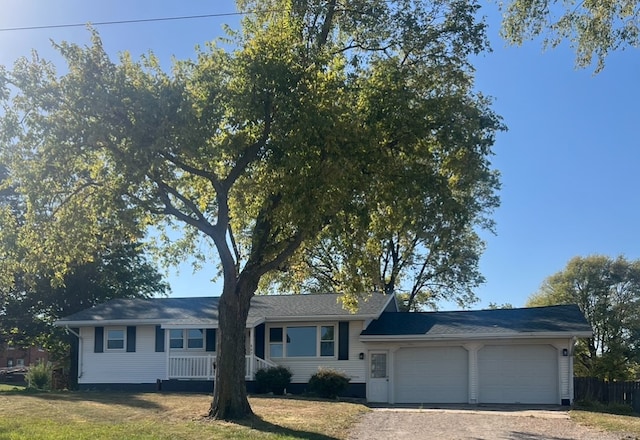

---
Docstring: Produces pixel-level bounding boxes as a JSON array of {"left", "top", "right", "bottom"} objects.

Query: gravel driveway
[{"left": 348, "top": 407, "right": 633, "bottom": 440}]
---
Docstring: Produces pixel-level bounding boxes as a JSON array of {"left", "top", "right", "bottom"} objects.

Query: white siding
[
  {"left": 79, "top": 325, "right": 166, "bottom": 384},
  {"left": 266, "top": 320, "right": 368, "bottom": 384}
]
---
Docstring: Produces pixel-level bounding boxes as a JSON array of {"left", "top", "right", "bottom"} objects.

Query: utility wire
[{"left": 0, "top": 11, "right": 249, "bottom": 33}]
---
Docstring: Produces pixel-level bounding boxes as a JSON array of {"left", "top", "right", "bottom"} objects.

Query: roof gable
[{"left": 361, "top": 305, "right": 592, "bottom": 339}]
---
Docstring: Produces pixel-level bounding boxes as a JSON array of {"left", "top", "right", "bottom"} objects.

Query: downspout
[{"left": 65, "top": 326, "right": 83, "bottom": 378}]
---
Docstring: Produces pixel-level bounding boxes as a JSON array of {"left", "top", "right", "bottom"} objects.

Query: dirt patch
[{"left": 348, "top": 408, "right": 632, "bottom": 440}]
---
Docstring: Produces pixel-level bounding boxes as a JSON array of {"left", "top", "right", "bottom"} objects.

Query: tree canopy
[
  {"left": 0, "top": 159, "right": 168, "bottom": 361},
  {"left": 501, "top": 0, "right": 640, "bottom": 72},
  {"left": 0, "top": 243, "right": 169, "bottom": 361},
  {"left": 1, "top": 0, "right": 502, "bottom": 419},
  {"left": 527, "top": 255, "right": 640, "bottom": 380}
]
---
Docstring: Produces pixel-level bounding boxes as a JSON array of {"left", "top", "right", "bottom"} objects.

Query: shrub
[
  {"left": 25, "top": 362, "right": 52, "bottom": 390},
  {"left": 308, "top": 367, "right": 350, "bottom": 399},
  {"left": 255, "top": 366, "right": 292, "bottom": 395}
]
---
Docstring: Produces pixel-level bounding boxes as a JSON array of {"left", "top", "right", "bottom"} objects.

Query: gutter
[
  {"left": 65, "top": 326, "right": 83, "bottom": 379},
  {"left": 359, "top": 330, "right": 594, "bottom": 342}
]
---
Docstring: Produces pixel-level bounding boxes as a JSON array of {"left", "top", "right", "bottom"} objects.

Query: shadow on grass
[
  {"left": 573, "top": 401, "right": 639, "bottom": 418},
  {"left": 0, "top": 389, "right": 164, "bottom": 410},
  {"left": 233, "top": 414, "right": 340, "bottom": 440}
]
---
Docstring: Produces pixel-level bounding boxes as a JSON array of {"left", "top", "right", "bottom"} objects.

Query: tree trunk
[{"left": 208, "top": 275, "right": 256, "bottom": 420}]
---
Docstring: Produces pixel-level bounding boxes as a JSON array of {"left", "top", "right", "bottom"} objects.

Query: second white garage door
[
  {"left": 395, "top": 346, "right": 468, "bottom": 403},
  {"left": 478, "top": 344, "right": 558, "bottom": 404}
]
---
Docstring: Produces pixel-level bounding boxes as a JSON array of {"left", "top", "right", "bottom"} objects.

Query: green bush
[
  {"left": 308, "top": 368, "right": 350, "bottom": 399},
  {"left": 255, "top": 366, "right": 292, "bottom": 395},
  {"left": 25, "top": 362, "right": 52, "bottom": 390}
]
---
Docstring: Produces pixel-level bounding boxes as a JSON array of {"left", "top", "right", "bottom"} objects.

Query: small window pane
[
  {"left": 320, "top": 342, "right": 334, "bottom": 357},
  {"left": 321, "top": 326, "right": 334, "bottom": 341},
  {"left": 270, "top": 343, "right": 283, "bottom": 357},
  {"left": 169, "top": 329, "right": 184, "bottom": 349},
  {"left": 269, "top": 327, "right": 283, "bottom": 343},
  {"left": 107, "top": 329, "right": 125, "bottom": 350},
  {"left": 16, "top": 359, "right": 24, "bottom": 366},
  {"left": 187, "top": 329, "right": 204, "bottom": 349},
  {"left": 371, "top": 353, "right": 387, "bottom": 378},
  {"left": 287, "top": 326, "right": 316, "bottom": 357}
]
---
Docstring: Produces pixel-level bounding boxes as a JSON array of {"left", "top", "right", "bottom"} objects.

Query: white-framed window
[
  {"left": 7, "top": 359, "right": 13, "bottom": 367},
  {"left": 16, "top": 359, "right": 24, "bottom": 366},
  {"left": 169, "top": 329, "right": 184, "bottom": 349},
  {"left": 187, "top": 329, "right": 204, "bottom": 349},
  {"left": 169, "top": 329, "right": 205, "bottom": 350},
  {"left": 269, "top": 325, "right": 336, "bottom": 358},
  {"left": 106, "top": 328, "right": 126, "bottom": 350},
  {"left": 320, "top": 325, "right": 335, "bottom": 356}
]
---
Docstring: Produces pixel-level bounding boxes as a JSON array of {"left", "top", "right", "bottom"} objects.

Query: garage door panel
[
  {"left": 478, "top": 345, "right": 558, "bottom": 404},
  {"left": 395, "top": 347, "right": 468, "bottom": 404}
]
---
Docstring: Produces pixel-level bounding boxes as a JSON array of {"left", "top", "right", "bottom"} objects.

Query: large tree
[
  {"left": 0, "top": 0, "right": 502, "bottom": 419},
  {"left": 0, "top": 160, "right": 168, "bottom": 361},
  {"left": 500, "top": 0, "right": 640, "bottom": 72},
  {"left": 527, "top": 255, "right": 640, "bottom": 380}
]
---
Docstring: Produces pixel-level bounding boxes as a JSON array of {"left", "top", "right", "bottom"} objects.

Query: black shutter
[
  {"left": 155, "top": 326, "right": 165, "bottom": 352},
  {"left": 255, "top": 323, "right": 265, "bottom": 359},
  {"left": 94, "top": 327, "right": 104, "bottom": 353},
  {"left": 338, "top": 321, "right": 349, "bottom": 360},
  {"left": 126, "top": 326, "right": 136, "bottom": 352},
  {"left": 206, "top": 329, "right": 216, "bottom": 352}
]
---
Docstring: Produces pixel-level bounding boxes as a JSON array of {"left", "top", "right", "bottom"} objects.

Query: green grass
[
  {"left": 0, "top": 384, "right": 25, "bottom": 392},
  {"left": 0, "top": 390, "right": 369, "bottom": 440},
  {"left": 571, "top": 401, "right": 640, "bottom": 436}
]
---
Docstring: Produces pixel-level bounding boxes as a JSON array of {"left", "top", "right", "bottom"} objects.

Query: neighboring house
[
  {"left": 54, "top": 293, "right": 592, "bottom": 405},
  {"left": 0, "top": 344, "right": 49, "bottom": 371}
]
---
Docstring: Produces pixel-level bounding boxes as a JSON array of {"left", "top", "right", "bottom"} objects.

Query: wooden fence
[{"left": 574, "top": 377, "right": 640, "bottom": 405}]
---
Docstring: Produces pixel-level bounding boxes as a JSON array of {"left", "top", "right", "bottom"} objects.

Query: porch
[{"left": 168, "top": 354, "right": 276, "bottom": 380}]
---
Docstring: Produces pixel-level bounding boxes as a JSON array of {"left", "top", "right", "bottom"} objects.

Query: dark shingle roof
[
  {"left": 55, "top": 293, "right": 394, "bottom": 327},
  {"left": 360, "top": 305, "right": 592, "bottom": 338}
]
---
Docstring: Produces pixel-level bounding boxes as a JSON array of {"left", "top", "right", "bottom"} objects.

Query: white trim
[
  {"left": 360, "top": 331, "right": 593, "bottom": 342},
  {"left": 55, "top": 319, "right": 168, "bottom": 327}
]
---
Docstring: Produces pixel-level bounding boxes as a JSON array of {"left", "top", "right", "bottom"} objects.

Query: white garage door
[
  {"left": 478, "top": 344, "right": 558, "bottom": 404},
  {"left": 395, "top": 346, "right": 468, "bottom": 403}
]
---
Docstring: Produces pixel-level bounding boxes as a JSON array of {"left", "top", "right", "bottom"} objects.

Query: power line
[{"left": 0, "top": 11, "right": 248, "bottom": 33}]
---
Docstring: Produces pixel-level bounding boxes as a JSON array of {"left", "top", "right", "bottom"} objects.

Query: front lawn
[{"left": 0, "top": 391, "right": 368, "bottom": 440}]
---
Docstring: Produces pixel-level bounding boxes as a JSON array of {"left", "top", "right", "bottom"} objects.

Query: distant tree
[
  {"left": 486, "top": 302, "right": 513, "bottom": 310},
  {"left": 500, "top": 0, "right": 640, "bottom": 72},
  {"left": 0, "top": 244, "right": 168, "bottom": 362},
  {"left": 0, "top": 0, "right": 502, "bottom": 419},
  {"left": 527, "top": 255, "right": 640, "bottom": 380}
]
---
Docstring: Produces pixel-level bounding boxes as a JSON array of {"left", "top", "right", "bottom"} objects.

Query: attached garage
[
  {"left": 394, "top": 346, "right": 468, "bottom": 403},
  {"left": 361, "top": 305, "right": 593, "bottom": 405},
  {"left": 478, "top": 344, "right": 559, "bottom": 404}
]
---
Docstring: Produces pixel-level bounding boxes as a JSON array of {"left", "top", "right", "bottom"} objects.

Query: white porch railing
[{"left": 168, "top": 354, "right": 277, "bottom": 380}]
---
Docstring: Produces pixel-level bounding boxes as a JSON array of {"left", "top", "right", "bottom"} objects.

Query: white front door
[{"left": 368, "top": 351, "right": 389, "bottom": 403}]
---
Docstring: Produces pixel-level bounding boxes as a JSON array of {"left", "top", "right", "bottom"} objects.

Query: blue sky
[{"left": 2, "top": 1, "right": 639, "bottom": 309}]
